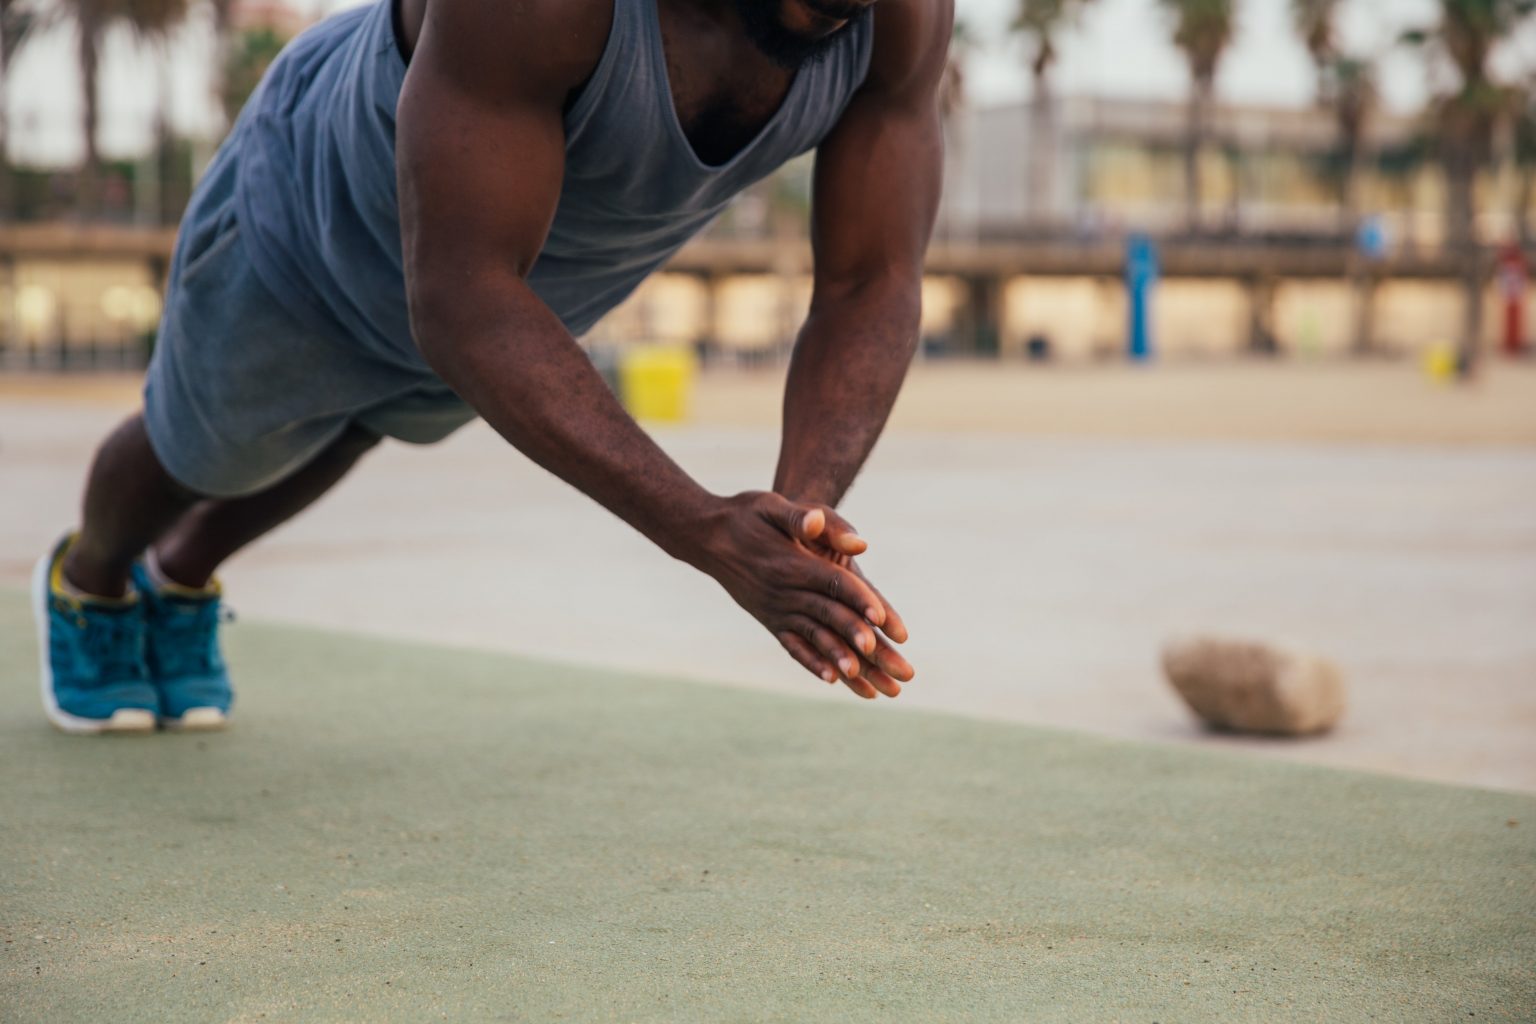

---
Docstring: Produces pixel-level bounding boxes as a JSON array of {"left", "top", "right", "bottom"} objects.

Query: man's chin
[{"left": 734, "top": 0, "right": 869, "bottom": 71}]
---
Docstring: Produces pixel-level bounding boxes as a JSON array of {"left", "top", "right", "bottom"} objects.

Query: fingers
[
  {"left": 760, "top": 494, "right": 867, "bottom": 555},
  {"left": 743, "top": 491, "right": 910, "bottom": 700},
  {"left": 842, "top": 674, "right": 880, "bottom": 700},
  {"left": 879, "top": 603, "right": 909, "bottom": 645},
  {"left": 819, "top": 508, "right": 868, "bottom": 557},
  {"left": 806, "top": 561, "right": 887, "bottom": 629},
  {"left": 786, "top": 615, "right": 863, "bottom": 682},
  {"left": 851, "top": 562, "right": 909, "bottom": 644},
  {"left": 761, "top": 494, "right": 826, "bottom": 543},
  {"left": 757, "top": 495, "right": 893, "bottom": 635},
  {"left": 857, "top": 661, "right": 903, "bottom": 698},
  {"left": 777, "top": 631, "right": 838, "bottom": 685},
  {"left": 866, "top": 636, "right": 915, "bottom": 682},
  {"left": 790, "top": 592, "right": 878, "bottom": 660},
  {"left": 778, "top": 624, "right": 897, "bottom": 700}
]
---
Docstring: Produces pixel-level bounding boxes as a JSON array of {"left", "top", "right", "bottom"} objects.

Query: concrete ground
[
  {"left": 2, "top": 363, "right": 1535, "bottom": 792},
  {"left": 3, "top": 597, "right": 1533, "bottom": 1022}
]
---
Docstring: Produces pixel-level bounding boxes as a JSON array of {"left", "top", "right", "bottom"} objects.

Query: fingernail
[
  {"left": 862, "top": 633, "right": 876, "bottom": 655},
  {"left": 866, "top": 606, "right": 883, "bottom": 625},
  {"left": 821, "top": 669, "right": 836, "bottom": 683},
  {"left": 839, "top": 658, "right": 856, "bottom": 676}
]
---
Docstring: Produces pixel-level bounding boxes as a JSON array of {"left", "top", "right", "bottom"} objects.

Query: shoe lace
[{"left": 77, "top": 606, "right": 148, "bottom": 683}]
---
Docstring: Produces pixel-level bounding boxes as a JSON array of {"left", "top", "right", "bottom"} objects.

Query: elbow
[
  {"left": 405, "top": 272, "right": 469, "bottom": 375},
  {"left": 405, "top": 282, "right": 451, "bottom": 369},
  {"left": 810, "top": 266, "right": 922, "bottom": 325}
]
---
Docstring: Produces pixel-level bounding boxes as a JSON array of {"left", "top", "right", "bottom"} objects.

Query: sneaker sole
[
  {"left": 31, "top": 547, "right": 157, "bottom": 736},
  {"left": 163, "top": 707, "right": 230, "bottom": 732}
]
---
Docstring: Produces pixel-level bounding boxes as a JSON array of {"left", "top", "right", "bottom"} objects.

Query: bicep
[
  {"left": 810, "top": 0, "right": 951, "bottom": 294},
  {"left": 395, "top": 0, "right": 586, "bottom": 338},
  {"left": 398, "top": 72, "right": 564, "bottom": 294},
  {"left": 810, "top": 89, "right": 943, "bottom": 292}
]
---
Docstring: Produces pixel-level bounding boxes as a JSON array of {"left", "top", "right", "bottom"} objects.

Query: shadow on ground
[{"left": 2, "top": 594, "right": 1532, "bottom": 1023}]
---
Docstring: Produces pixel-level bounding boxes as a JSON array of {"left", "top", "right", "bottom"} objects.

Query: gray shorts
[{"left": 143, "top": 135, "right": 476, "bottom": 499}]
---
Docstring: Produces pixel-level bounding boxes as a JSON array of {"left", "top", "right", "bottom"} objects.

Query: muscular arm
[
  {"left": 397, "top": 0, "right": 907, "bottom": 697},
  {"left": 773, "top": 0, "right": 951, "bottom": 507},
  {"left": 399, "top": 0, "right": 724, "bottom": 562}
]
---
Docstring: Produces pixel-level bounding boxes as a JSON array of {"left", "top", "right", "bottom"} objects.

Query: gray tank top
[{"left": 234, "top": 0, "right": 875, "bottom": 373}]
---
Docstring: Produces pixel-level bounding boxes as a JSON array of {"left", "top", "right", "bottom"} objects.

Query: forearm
[
  {"left": 414, "top": 283, "right": 717, "bottom": 565},
  {"left": 773, "top": 275, "right": 920, "bottom": 507}
]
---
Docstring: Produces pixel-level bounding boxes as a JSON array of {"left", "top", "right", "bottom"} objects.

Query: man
[{"left": 33, "top": 0, "right": 949, "bottom": 733}]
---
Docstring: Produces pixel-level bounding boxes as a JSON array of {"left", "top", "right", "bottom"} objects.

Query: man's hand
[{"left": 695, "top": 492, "right": 914, "bottom": 700}]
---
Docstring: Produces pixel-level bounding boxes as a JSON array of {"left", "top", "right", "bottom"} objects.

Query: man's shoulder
[
  {"left": 417, "top": 0, "right": 614, "bottom": 98},
  {"left": 867, "top": 0, "right": 953, "bottom": 93}
]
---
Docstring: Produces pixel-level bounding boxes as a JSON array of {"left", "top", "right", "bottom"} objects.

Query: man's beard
[{"left": 732, "top": 0, "right": 871, "bottom": 71}]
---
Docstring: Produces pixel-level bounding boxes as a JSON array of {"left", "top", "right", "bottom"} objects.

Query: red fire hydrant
[{"left": 1498, "top": 244, "right": 1528, "bottom": 357}]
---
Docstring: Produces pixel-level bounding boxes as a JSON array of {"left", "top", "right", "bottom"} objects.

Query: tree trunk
[
  {"left": 0, "top": 40, "right": 10, "bottom": 223},
  {"left": 1445, "top": 151, "right": 1483, "bottom": 377},
  {"left": 1341, "top": 135, "right": 1364, "bottom": 238},
  {"left": 1444, "top": 145, "right": 1479, "bottom": 250},
  {"left": 1349, "top": 261, "right": 1375, "bottom": 356},
  {"left": 77, "top": 24, "right": 102, "bottom": 218},
  {"left": 209, "top": 0, "right": 235, "bottom": 132},
  {"left": 1246, "top": 274, "right": 1277, "bottom": 355},
  {"left": 1343, "top": 126, "right": 1373, "bottom": 355},
  {"left": 1458, "top": 255, "right": 1485, "bottom": 377},
  {"left": 156, "top": 42, "right": 174, "bottom": 224},
  {"left": 1515, "top": 166, "right": 1533, "bottom": 250},
  {"left": 1184, "top": 76, "right": 1210, "bottom": 235},
  {"left": 1027, "top": 68, "right": 1054, "bottom": 230}
]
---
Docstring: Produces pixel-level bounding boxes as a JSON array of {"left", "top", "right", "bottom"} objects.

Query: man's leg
[
  {"left": 151, "top": 424, "right": 381, "bottom": 588},
  {"left": 63, "top": 415, "right": 202, "bottom": 599},
  {"left": 38, "top": 414, "right": 204, "bottom": 732},
  {"left": 50, "top": 414, "right": 381, "bottom": 731},
  {"left": 65, "top": 415, "right": 381, "bottom": 596}
]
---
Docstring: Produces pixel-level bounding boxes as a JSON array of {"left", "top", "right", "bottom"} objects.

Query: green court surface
[{"left": 2, "top": 593, "right": 1532, "bottom": 1023}]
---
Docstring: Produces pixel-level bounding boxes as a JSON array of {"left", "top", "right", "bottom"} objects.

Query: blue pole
[{"left": 1126, "top": 234, "right": 1158, "bottom": 362}]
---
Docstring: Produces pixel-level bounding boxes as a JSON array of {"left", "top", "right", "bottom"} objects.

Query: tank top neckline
[{"left": 642, "top": 0, "right": 810, "bottom": 175}]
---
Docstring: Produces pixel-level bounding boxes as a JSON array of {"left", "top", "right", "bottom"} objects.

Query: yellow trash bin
[
  {"left": 618, "top": 345, "right": 698, "bottom": 423},
  {"left": 1422, "top": 342, "right": 1459, "bottom": 384}
]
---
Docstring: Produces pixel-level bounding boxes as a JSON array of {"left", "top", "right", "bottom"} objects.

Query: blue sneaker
[
  {"left": 31, "top": 533, "right": 159, "bottom": 734},
  {"left": 131, "top": 563, "right": 234, "bottom": 731}
]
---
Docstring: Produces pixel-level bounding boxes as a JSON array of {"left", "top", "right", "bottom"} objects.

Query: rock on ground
[{"left": 1162, "top": 636, "right": 1346, "bottom": 736}]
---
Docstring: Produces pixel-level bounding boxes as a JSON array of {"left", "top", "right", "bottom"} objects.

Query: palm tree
[
  {"left": 1291, "top": 0, "right": 1336, "bottom": 98},
  {"left": 1329, "top": 58, "right": 1378, "bottom": 234},
  {"left": 936, "top": 19, "right": 977, "bottom": 250},
  {"left": 1291, "top": 0, "right": 1375, "bottom": 233},
  {"left": 221, "top": 23, "right": 289, "bottom": 127},
  {"left": 1011, "top": 0, "right": 1095, "bottom": 229},
  {"left": 1158, "top": 0, "right": 1234, "bottom": 234},
  {"left": 1403, "top": 0, "right": 1535, "bottom": 374},
  {"left": 207, "top": 0, "right": 241, "bottom": 133},
  {"left": 940, "top": 19, "right": 974, "bottom": 130},
  {"left": 1512, "top": 80, "right": 1536, "bottom": 248},
  {"left": 1291, "top": 0, "right": 1380, "bottom": 354},
  {"left": 0, "top": 0, "right": 44, "bottom": 219},
  {"left": 61, "top": 0, "right": 189, "bottom": 217}
]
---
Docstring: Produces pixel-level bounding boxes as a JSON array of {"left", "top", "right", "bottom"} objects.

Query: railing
[{"left": 0, "top": 222, "right": 1488, "bottom": 281}]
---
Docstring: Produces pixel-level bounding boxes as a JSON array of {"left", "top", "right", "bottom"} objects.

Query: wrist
[
  {"left": 655, "top": 489, "right": 730, "bottom": 572},
  {"left": 773, "top": 470, "right": 839, "bottom": 509}
]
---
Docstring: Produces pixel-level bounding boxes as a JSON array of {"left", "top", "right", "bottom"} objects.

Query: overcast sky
[{"left": 5, "top": 0, "right": 1535, "bottom": 166}]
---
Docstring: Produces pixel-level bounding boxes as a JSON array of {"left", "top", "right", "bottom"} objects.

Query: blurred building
[
  {"left": 936, "top": 97, "right": 1499, "bottom": 250},
  {"left": 3, "top": 93, "right": 1532, "bottom": 369}
]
